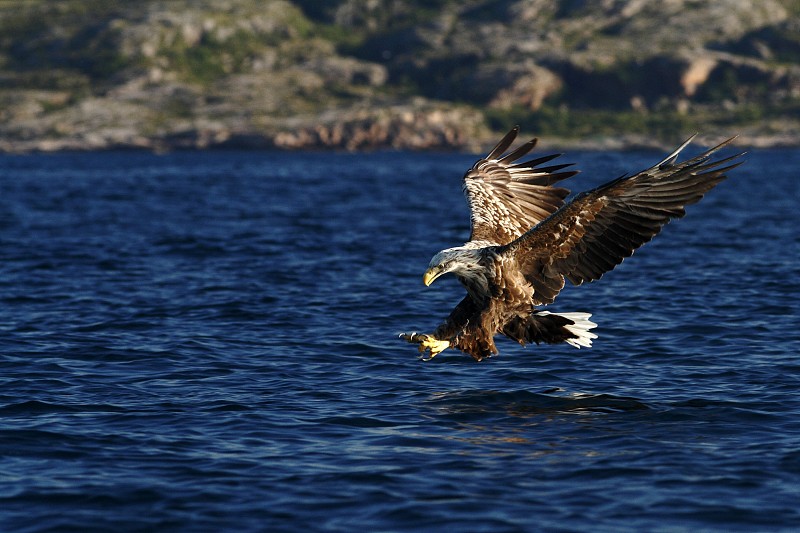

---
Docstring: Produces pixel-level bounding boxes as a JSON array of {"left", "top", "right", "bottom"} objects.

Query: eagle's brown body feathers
[{"left": 402, "top": 127, "right": 743, "bottom": 361}]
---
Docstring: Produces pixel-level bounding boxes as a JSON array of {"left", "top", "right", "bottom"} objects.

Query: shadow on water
[{"left": 425, "top": 389, "right": 650, "bottom": 421}]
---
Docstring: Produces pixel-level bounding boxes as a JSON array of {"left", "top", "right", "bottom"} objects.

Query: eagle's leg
[
  {"left": 399, "top": 332, "right": 450, "bottom": 361},
  {"left": 448, "top": 326, "right": 498, "bottom": 362}
]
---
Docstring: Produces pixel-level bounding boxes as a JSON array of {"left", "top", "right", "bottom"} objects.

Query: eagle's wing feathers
[
  {"left": 504, "top": 136, "right": 744, "bottom": 305},
  {"left": 464, "top": 126, "right": 579, "bottom": 245}
]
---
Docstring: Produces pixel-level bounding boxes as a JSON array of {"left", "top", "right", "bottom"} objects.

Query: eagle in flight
[{"left": 401, "top": 127, "right": 743, "bottom": 361}]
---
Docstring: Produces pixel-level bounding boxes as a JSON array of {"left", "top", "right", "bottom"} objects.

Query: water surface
[{"left": 1, "top": 146, "right": 799, "bottom": 531}]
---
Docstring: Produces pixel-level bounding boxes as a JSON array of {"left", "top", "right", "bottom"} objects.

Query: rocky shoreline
[
  {"left": 0, "top": 0, "right": 798, "bottom": 154},
  {"left": 1, "top": 117, "right": 795, "bottom": 154},
  {"left": 1, "top": 90, "right": 796, "bottom": 154}
]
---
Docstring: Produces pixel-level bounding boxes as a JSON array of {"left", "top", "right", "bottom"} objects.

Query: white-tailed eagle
[{"left": 401, "top": 127, "right": 743, "bottom": 361}]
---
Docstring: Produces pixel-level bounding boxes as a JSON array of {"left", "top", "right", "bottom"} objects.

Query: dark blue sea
[{"left": 1, "top": 145, "right": 799, "bottom": 532}]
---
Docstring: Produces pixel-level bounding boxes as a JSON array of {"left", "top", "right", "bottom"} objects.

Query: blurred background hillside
[{"left": 0, "top": 0, "right": 797, "bottom": 152}]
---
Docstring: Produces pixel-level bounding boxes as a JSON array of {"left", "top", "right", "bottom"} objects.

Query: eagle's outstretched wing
[
  {"left": 464, "top": 126, "right": 579, "bottom": 246},
  {"left": 503, "top": 135, "right": 744, "bottom": 305}
]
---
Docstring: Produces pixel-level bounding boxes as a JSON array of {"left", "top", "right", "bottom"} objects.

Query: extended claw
[{"left": 400, "top": 332, "right": 450, "bottom": 361}]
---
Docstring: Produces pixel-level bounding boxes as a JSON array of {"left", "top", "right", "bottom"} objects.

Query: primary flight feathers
[{"left": 506, "top": 133, "right": 742, "bottom": 304}]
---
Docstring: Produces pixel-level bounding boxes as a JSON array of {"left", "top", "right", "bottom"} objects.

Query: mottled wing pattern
[
  {"left": 504, "top": 136, "right": 744, "bottom": 305},
  {"left": 464, "top": 126, "right": 579, "bottom": 246}
]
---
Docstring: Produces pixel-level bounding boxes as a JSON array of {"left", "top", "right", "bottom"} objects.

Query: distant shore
[
  {"left": 1, "top": 1, "right": 797, "bottom": 155},
  {"left": 1, "top": 128, "right": 796, "bottom": 155}
]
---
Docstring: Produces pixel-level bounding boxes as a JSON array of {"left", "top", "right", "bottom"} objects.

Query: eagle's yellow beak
[{"left": 423, "top": 268, "right": 438, "bottom": 286}]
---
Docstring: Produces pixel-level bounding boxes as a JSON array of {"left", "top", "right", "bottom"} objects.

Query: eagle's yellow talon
[
  {"left": 420, "top": 336, "right": 450, "bottom": 356},
  {"left": 400, "top": 332, "right": 450, "bottom": 360}
]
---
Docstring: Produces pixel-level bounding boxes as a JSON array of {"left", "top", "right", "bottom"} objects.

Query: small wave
[
  {"left": 0, "top": 400, "right": 125, "bottom": 416},
  {"left": 426, "top": 389, "right": 650, "bottom": 420}
]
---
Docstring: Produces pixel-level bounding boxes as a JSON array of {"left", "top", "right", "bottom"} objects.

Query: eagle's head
[{"left": 423, "top": 246, "right": 485, "bottom": 286}]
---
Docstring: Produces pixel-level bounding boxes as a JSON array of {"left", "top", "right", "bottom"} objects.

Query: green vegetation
[
  {"left": 156, "top": 29, "right": 264, "bottom": 85},
  {"left": 0, "top": 1, "right": 130, "bottom": 86},
  {"left": 487, "top": 99, "right": 800, "bottom": 143},
  {"left": 486, "top": 105, "right": 693, "bottom": 141},
  {"left": 313, "top": 22, "right": 367, "bottom": 51}
]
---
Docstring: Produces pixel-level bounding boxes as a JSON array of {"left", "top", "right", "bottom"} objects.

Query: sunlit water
[{"left": 1, "top": 146, "right": 799, "bottom": 532}]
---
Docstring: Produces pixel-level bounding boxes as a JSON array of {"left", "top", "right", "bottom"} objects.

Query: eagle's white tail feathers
[{"left": 540, "top": 311, "right": 598, "bottom": 349}]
